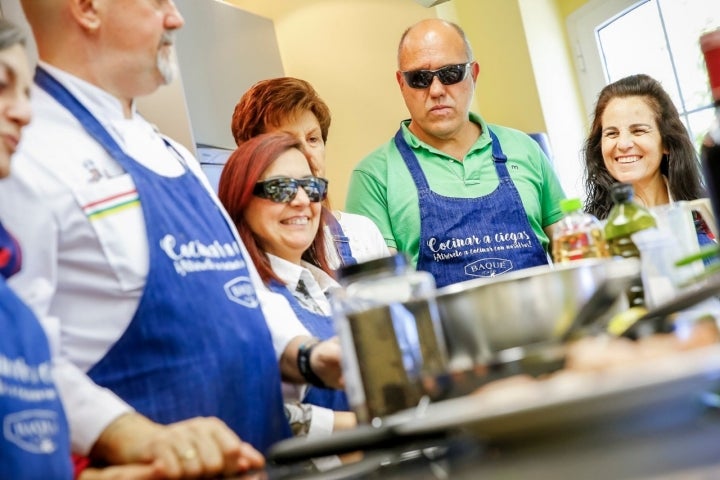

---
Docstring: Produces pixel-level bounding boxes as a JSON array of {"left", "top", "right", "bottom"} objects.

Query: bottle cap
[
  {"left": 335, "top": 252, "right": 409, "bottom": 284},
  {"left": 700, "top": 28, "right": 720, "bottom": 102},
  {"left": 559, "top": 197, "right": 582, "bottom": 213},
  {"left": 610, "top": 182, "right": 634, "bottom": 203}
]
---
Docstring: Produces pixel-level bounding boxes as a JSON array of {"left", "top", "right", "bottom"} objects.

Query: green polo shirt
[{"left": 346, "top": 112, "right": 566, "bottom": 266}]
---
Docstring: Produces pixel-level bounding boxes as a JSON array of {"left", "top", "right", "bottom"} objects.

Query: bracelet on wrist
[
  {"left": 297, "top": 338, "right": 327, "bottom": 388},
  {"left": 284, "top": 402, "right": 314, "bottom": 436}
]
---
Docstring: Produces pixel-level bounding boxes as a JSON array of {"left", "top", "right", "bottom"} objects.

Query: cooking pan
[{"left": 434, "top": 257, "right": 642, "bottom": 373}]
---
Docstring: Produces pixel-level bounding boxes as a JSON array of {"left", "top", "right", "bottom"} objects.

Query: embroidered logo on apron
[
  {"left": 3, "top": 409, "right": 60, "bottom": 454},
  {"left": 224, "top": 276, "right": 259, "bottom": 308},
  {"left": 465, "top": 257, "right": 513, "bottom": 277}
]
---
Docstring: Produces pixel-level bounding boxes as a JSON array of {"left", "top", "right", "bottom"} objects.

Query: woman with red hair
[
  {"left": 219, "top": 132, "right": 355, "bottom": 447},
  {"left": 231, "top": 77, "right": 389, "bottom": 269}
]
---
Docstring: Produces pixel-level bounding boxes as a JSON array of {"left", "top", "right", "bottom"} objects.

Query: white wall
[
  {"left": 519, "top": 0, "right": 588, "bottom": 199},
  {"left": 172, "top": 0, "right": 284, "bottom": 151},
  {"left": 0, "top": 0, "right": 284, "bottom": 156}
]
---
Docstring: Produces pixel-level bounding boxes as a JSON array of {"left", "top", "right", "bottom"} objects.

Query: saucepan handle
[
  {"left": 267, "top": 423, "right": 396, "bottom": 464},
  {"left": 561, "top": 266, "right": 641, "bottom": 342}
]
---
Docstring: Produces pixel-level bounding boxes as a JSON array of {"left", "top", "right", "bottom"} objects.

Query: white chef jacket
[
  {"left": 0, "top": 62, "right": 309, "bottom": 454},
  {"left": 325, "top": 210, "right": 390, "bottom": 270}
]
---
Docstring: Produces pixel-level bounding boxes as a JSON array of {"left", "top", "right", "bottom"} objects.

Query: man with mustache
[{"left": 0, "top": 0, "right": 343, "bottom": 476}]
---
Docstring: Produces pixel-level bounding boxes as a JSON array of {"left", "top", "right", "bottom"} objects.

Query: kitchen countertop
[
  {"left": 247, "top": 393, "right": 720, "bottom": 479},
  {"left": 248, "top": 345, "right": 720, "bottom": 479}
]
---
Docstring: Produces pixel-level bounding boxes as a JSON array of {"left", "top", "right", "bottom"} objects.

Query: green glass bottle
[{"left": 603, "top": 182, "right": 657, "bottom": 307}]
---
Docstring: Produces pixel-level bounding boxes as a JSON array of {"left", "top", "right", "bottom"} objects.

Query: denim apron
[
  {"left": 0, "top": 227, "right": 72, "bottom": 479},
  {"left": 322, "top": 208, "right": 357, "bottom": 267},
  {"left": 269, "top": 281, "right": 350, "bottom": 411},
  {"left": 394, "top": 128, "right": 548, "bottom": 288},
  {"left": 35, "top": 67, "right": 291, "bottom": 453}
]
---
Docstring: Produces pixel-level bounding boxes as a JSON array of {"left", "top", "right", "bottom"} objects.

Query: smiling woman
[
  {"left": 219, "top": 132, "right": 331, "bottom": 277},
  {"left": 582, "top": 74, "right": 716, "bottom": 252},
  {"left": 583, "top": 74, "right": 706, "bottom": 220},
  {"left": 218, "top": 132, "right": 355, "bottom": 440}
]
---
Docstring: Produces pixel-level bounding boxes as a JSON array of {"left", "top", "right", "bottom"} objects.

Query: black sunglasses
[
  {"left": 400, "top": 62, "right": 472, "bottom": 89},
  {"left": 253, "top": 176, "right": 329, "bottom": 203}
]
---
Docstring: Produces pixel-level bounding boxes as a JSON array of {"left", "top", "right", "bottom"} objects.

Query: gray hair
[{"left": 0, "top": 18, "right": 25, "bottom": 50}]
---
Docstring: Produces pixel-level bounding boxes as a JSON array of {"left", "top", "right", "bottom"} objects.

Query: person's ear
[
  {"left": 470, "top": 61, "right": 480, "bottom": 82},
  {"left": 396, "top": 70, "right": 405, "bottom": 88},
  {"left": 69, "top": 0, "right": 101, "bottom": 31}
]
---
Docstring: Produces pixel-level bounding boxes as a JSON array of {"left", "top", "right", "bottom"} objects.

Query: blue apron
[
  {"left": 269, "top": 281, "right": 350, "bottom": 411},
  {"left": 322, "top": 208, "right": 357, "bottom": 267},
  {"left": 35, "top": 67, "right": 291, "bottom": 454},
  {"left": 0, "top": 226, "right": 72, "bottom": 479},
  {"left": 395, "top": 128, "right": 548, "bottom": 288}
]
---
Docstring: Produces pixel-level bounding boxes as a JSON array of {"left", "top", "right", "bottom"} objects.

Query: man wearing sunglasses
[{"left": 346, "top": 19, "right": 566, "bottom": 288}]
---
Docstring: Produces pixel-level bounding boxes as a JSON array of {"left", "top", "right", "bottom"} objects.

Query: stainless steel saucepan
[{"left": 434, "top": 258, "right": 642, "bottom": 373}]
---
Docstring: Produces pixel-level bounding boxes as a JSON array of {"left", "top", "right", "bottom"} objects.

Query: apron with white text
[
  {"left": 270, "top": 281, "right": 350, "bottom": 411},
  {"left": 0, "top": 224, "right": 72, "bottom": 479},
  {"left": 395, "top": 128, "right": 548, "bottom": 288},
  {"left": 35, "top": 67, "right": 291, "bottom": 454}
]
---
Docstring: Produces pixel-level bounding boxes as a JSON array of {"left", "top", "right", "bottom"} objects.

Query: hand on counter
[{"left": 88, "top": 412, "right": 265, "bottom": 478}]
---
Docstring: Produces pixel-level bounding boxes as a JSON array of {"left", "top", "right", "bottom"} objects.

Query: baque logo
[
  {"left": 465, "top": 257, "right": 513, "bottom": 277},
  {"left": 4, "top": 409, "right": 60, "bottom": 454},
  {"left": 223, "top": 276, "right": 259, "bottom": 308}
]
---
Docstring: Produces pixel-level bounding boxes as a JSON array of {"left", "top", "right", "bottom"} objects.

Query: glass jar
[
  {"left": 330, "top": 253, "right": 447, "bottom": 423},
  {"left": 552, "top": 197, "right": 610, "bottom": 263}
]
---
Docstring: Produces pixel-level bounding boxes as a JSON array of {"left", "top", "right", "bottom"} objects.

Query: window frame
[{"left": 566, "top": 0, "right": 644, "bottom": 117}]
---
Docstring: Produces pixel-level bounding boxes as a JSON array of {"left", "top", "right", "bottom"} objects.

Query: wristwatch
[{"left": 297, "top": 338, "right": 327, "bottom": 388}]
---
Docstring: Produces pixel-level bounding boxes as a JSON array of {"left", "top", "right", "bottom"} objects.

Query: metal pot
[{"left": 434, "top": 258, "right": 641, "bottom": 374}]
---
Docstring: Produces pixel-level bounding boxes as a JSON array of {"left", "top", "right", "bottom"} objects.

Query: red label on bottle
[{"left": 701, "top": 29, "right": 720, "bottom": 102}]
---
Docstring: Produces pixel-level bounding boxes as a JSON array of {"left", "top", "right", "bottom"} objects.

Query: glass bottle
[
  {"left": 700, "top": 29, "right": 720, "bottom": 228},
  {"left": 551, "top": 197, "right": 610, "bottom": 263},
  {"left": 330, "top": 253, "right": 447, "bottom": 423},
  {"left": 604, "top": 182, "right": 657, "bottom": 307}
]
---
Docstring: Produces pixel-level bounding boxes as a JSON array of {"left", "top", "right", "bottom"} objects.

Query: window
[{"left": 567, "top": 0, "right": 720, "bottom": 149}]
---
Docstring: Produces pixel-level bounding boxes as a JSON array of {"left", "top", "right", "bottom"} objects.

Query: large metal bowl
[{"left": 435, "top": 257, "right": 641, "bottom": 373}]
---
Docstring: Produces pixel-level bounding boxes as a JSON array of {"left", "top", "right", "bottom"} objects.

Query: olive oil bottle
[
  {"left": 552, "top": 198, "right": 610, "bottom": 263},
  {"left": 604, "top": 183, "right": 657, "bottom": 307}
]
